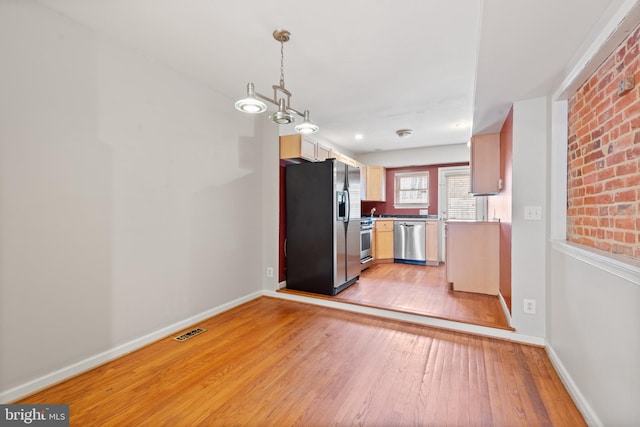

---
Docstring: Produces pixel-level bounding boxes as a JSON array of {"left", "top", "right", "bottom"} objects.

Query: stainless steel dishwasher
[{"left": 394, "top": 221, "right": 426, "bottom": 265}]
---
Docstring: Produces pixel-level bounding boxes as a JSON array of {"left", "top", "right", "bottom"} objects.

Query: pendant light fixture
[{"left": 235, "top": 29, "right": 319, "bottom": 134}]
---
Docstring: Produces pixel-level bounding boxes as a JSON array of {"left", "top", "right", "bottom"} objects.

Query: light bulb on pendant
[
  {"left": 234, "top": 83, "right": 267, "bottom": 113},
  {"left": 270, "top": 98, "right": 295, "bottom": 124},
  {"left": 294, "top": 110, "right": 319, "bottom": 134}
]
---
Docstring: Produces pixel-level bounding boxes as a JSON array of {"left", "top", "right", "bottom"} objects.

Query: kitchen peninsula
[{"left": 445, "top": 220, "right": 500, "bottom": 295}]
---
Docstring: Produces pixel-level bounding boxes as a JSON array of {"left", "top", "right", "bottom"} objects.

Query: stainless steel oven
[{"left": 360, "top": 218, "right": 373, "bottom": 270}]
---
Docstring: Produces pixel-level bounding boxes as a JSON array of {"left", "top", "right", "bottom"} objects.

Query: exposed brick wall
[{"left": 567, "top": 23, "right": 640, "bottom": 259}]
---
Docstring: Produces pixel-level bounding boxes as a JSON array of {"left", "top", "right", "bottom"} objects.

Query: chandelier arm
[
  {"left": 252, "top": 90, "right": 305, "bottom": 118},
  {"left": 287, "top": 106, "right": 305, "bottom": 118},
  {"left": 252, "top": 91, "right": 276, "bottom": 106}
]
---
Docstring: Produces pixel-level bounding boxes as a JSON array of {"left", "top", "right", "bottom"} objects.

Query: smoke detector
[{"left": 396, "top": 129, "right": 413, "bottom": 138}]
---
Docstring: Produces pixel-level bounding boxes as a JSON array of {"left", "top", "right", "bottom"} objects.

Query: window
[
  {"left": 446, "top": 173, "right": 477, "bottom": 220},
  {"left": 438, "top": 166, "right": 486, "bottom": 221},
  {"left": 394, "top": 171, "right": 429, "bottom": 209}
]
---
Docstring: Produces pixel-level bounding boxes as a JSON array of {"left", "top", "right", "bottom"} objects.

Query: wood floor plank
[
  {"left": 16, "top": 297, "right": 584, "bottom": 426},
  {"left": 280, "top": 263, "right": 513, "bottom": 330}
]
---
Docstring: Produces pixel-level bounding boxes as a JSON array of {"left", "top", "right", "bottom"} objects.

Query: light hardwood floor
[
  {"left": 282, "top": 263, "right": 512, "bottom": 330},
  {"left": 17, "top": 297, "right": 584, "bottom": 426}
]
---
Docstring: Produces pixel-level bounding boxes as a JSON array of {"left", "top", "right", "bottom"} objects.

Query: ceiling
[{"left": 38, "top": 0, "right": 626, "bottom": 154}]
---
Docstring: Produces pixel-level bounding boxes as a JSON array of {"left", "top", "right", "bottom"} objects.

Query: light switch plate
[{"left": 524, "top": 206, "right": 542, "bottom": 220}]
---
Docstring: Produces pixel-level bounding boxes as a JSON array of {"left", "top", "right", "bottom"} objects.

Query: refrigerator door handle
[
  {"left": 336, "top": 191, "right": 347, "bottom": 221},
  {"left": 345, "top": 189, "right": 351, "bottom": 222}
]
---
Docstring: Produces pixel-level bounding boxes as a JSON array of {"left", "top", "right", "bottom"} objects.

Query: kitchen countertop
[
  {"left": 364, "top": 216, "right": 499, "bottom": 223},
  {"left": 364, "top": 214, "right": 439, "bottom": 220},
  {"left": 445, "top": 219, "right": 501, "bottom": 223}
]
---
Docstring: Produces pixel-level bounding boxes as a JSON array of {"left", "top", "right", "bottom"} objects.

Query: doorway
[{"left": 437, "top": 166, "right": 487, "bottom": 261}]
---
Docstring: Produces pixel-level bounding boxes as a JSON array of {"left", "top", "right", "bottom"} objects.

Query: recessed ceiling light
[
  {"left": 396, "top": 129, "right": 413, "bottom": 138},
  {"left": 355, "top": 134, "right": 364, "bottom": 140}
]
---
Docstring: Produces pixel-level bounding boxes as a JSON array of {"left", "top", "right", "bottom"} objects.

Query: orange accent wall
[
  {"left": 278, "top": 165, "right": 286, "bottom": 282},
  {"left": 488, "top": 107, "right": 513, "bottom": 311}
]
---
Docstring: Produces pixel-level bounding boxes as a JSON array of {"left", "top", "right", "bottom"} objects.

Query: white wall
[
  {"left": 0, "top": 1, "right": 264, "bottom": 397},
  {"left": 497, "top": 82, "right": 640, "bottom": 426},
  {"left": 510, "top": 97, "right": 547, "bottom": 337},
  {"left": 545, "top": 2, "right": 640, "bottom": 424},
  {"left": 357, "top": 143, "right": 469, "bottom": 167},
  {"left": 262, "top": 120, "right": 281, "bottom": 291},
  {"left": 547, "top": 248, "right": 640, "bottom": 425}
]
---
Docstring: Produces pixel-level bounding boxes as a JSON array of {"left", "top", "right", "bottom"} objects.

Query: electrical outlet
[
  {"left": 524, "top": 299, "right": 536, "bottom": 314},
  {"left": 266, "top": 267, "right": 274, "bottom": 278}
]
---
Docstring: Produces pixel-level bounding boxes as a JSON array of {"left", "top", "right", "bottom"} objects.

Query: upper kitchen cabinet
[
  {"left": 316, "top": 144, "right": 330, "bottom": 161},
  {"left": 332, "top": 151, "right": 359, "bottom": 168},
  {"left": 280, "top": 134, "right": 330, "bottom": 163},
  {"left": 361, "top": 166, "right": 386, "bottom": 201},
  {"left": 470, "top": 133, "right": 501, "bottom": 195}
]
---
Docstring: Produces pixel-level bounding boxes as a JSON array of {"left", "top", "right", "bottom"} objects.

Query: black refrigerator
[{"left": 285, "top": 159, "right": 361, "bottom": 295}]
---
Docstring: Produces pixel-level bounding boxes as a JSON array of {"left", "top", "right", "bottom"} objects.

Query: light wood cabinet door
[
  {"left": 371, "top": 228, "right": 376, "bottom": 260},
  {"left": 360, "top": 167, "right": 368, "bottom": 200},
  {"left": 334, "top": 151, "right": 359, "bottom": 168},
  {"left": 425, "top": 220, "right": 439, "bottom": 265},
  {"left": 316, "top": 144, "right": 330, "bottom": 161},
  {"left": 374, "top": 220, "right": 394, "bottom": 260},
  {"left": 364, "top": 166, "right": 386, "bottom": 201},
  {"left": 280, "top": 134, "right": 317, "bottom": 162},
  {"left": 375, "top": 220, "right": 394, "bottom": 232},
  {"left": 470, "top": 133, "right": 501, "bottom": 195},
  {"left": 446, "top": 221, "right": 499, "bottom": 295}
]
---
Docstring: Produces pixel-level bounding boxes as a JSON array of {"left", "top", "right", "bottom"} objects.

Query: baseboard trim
[
  {"left": 0, "top": 291, "right": 263, "bottom": 403},
  {"left": 265, "top": 290, "right": 544, "bottom": 346},
  {"left": 498, "top": 292, "right": 513, "bottom": 328},
  {"left": 545, "top": 341, "right": 602, "bottom": 427}
]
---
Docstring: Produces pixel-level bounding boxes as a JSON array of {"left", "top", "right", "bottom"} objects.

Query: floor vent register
[{"left": 173, "top": 327, "right": 206, "bottom": 342}]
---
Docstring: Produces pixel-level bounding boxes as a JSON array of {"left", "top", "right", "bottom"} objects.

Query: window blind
[{"left": 446, "top": 174, "right": 476, "bottom": 220}]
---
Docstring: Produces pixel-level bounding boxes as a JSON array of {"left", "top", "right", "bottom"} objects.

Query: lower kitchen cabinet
[
  {"left": 445, "top": 221, "right": 499, "bottom": 295},
  {"left": 425, "top": 220, "right": 439, "bottom": 266},
  {"left": 374, "top": 220, "right": 394, "bottom": 262}
]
